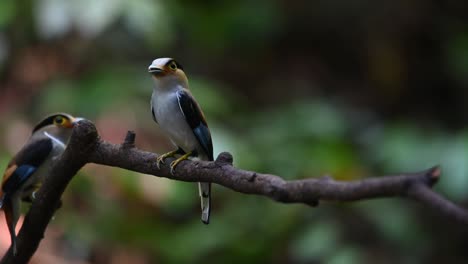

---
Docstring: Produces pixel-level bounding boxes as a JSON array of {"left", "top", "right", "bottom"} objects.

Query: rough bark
[{"left": 2, "top": 120, "right": 467, "bottom": 263}]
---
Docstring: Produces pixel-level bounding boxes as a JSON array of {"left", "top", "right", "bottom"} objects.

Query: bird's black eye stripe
[
  {"left": 32, "top": 114, "right": 70, "bottom": 132},
  {"left": 166, "top": 60, "right": 183, "bottom": 70},
  {"left": 175, "top": 61, "right": 183, "bottom": 70},
  {"left": 33, "top": 116, "right": 56, "bottom": 132}
]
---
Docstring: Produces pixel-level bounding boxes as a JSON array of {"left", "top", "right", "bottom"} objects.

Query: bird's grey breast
[{"left": 151, "top": 90, "right": 199, "bottom": 151}]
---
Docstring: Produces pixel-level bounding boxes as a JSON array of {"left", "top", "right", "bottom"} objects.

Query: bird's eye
[
  {"left": 169, "top": 62, "right": 177, "bottom": 70},
  {"left": 54, "top": 116, "right": 64, "bottom": 125}
]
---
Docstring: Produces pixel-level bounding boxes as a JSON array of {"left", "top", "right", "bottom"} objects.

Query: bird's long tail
[
  {"left": 198, "top": 182, "right": 211, "bottom": 224},
  {"left": 3, "top": 197, "right": 18, "bottom": 255}
]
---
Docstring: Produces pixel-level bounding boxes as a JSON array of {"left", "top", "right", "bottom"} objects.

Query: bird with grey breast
[
  {"left": 148, "top": 58, "right": 213, "bottom": 224},
  {"left": 0, "top": 113, "right": 83, "bottom": 255}
]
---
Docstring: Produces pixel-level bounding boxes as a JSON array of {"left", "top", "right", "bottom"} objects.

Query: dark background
[{"left": 0, "top": 0, "right": 467, "bottom": 263}]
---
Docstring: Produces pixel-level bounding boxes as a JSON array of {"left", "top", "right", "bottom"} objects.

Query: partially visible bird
[
  {"left": 148, "top": 58, "right": 213, "bottom": 224},
  {"left": 0, "top": 113, "right": 82, "bottom": 255}
]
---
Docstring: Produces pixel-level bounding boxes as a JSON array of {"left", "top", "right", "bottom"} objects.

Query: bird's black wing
[
  {"left": 176, "top": 89, "right": 213, "bottom": 161},
  {"left": 1, "top": 138, "right": 53, "bottom": 203}
]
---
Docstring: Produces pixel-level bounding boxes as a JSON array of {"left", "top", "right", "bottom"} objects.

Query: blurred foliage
[{"left": 0, "top": 0, "right": 468, "bottom": 263}]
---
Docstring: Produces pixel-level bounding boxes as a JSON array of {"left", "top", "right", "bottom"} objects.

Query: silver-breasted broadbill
[
  {"left": 0, "top": 113, "right": 82, "bottom": 254},
  {"left": 148, "top": 58, "right": 213, "bottom": 224}
]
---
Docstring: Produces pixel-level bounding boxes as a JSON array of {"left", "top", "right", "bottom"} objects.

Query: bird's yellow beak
[{"left": 71, "top": 117, "right": 85, "bottom": 127}]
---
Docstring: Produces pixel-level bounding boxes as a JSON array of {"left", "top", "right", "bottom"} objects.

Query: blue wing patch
[
  {"left": 2, "top": 165, "right": 36, "bottom": 195},
  {"left": 1, "top": 137, "right": 52, "bottom": 199},
  {"left": 193, "top": 125, "right": 212, "bottom": 158},
  {"left": 176, "top": 89, "right": 214, "bottom": 161}
]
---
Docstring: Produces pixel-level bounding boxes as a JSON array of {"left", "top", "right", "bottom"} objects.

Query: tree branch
[{"left": 2, "top": 120, "right": 467, "bottom": 263}]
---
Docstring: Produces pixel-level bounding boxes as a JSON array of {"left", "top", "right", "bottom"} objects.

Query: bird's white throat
[{"left": 44, "top": 131, "right": 66, "bottom": 149}]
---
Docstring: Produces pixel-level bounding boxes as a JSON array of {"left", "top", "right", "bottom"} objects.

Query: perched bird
[
  {"left": 0, "top": 113, "right": 82, "bottom": 255},
  {"left": 148, "top": 58, "right": 213, "bottom": 224}
]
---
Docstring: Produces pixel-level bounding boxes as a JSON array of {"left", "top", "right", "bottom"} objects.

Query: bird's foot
[
  {"left": 23, "top": 182, "right": 42, "bottom": 203},
  {"left": 169, "top": 152, "right": 192, "bottom": 175},
  {"left": 156, "top": 149, "right": 181, "bottom": 169}
]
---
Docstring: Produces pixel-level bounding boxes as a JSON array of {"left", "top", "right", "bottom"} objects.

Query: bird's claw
[
  {"left": 170, "top": 163, "right": 176, "bottom": 175},
  {"left": 156, "top": 149, "right": 180, "bottom": 169},
  {"left": 169, "top": 152, "right": 192, "bottom": 175},
  {"left": 169, "top": 160, "right": 181, "bottom": 175},
  {"left": 156, "top": 156, "right": 166, "bottom": 169},
  {"left": 26, "top": 183, "right": 42, "bottom": 202}
]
